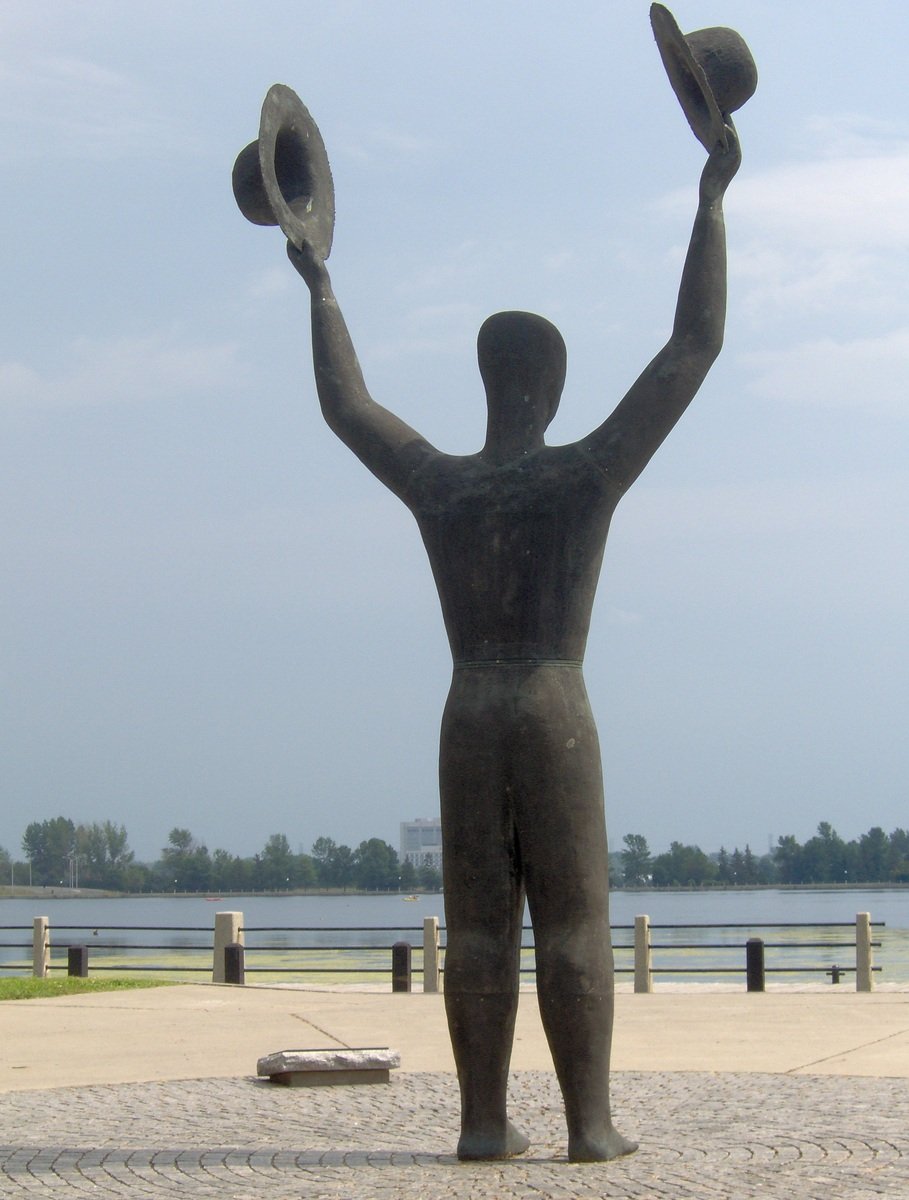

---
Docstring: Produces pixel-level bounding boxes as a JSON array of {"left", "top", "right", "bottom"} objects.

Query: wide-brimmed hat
[
  {"left": 650, "top": 4, "right": 757, "bottom": 151},
  {"left": 232, "top": 84, "right": 335, "bottom": 258}
]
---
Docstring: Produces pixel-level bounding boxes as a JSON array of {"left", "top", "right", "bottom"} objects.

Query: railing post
[
  {"left": 33, "top": 916, "right": 50, "bottom": 978},
  {"left": 746, "top": 937, "right": 765, "bottom": 992},
  {"left": 392, "top": 941, "right": 412, "bottom": 992},
  {"left": 213, "top": 911, "right": 243, "bottom": 983},
  {"left": 423, "top": 916, "right": 440, "bottom": 993},
  {"left": 224, "top": 942, "right": 245, "bottom": 985},
  {"left": 68, "top": 946, "right": 89, "bottom": 978},
  {"left": 855, "top": 911, "right": 873, "bottom": 992},
  {"left": 634, "top": 915, "right": 653, "bottom": 993}
]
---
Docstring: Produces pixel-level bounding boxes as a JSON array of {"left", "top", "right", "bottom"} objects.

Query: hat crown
[{"left": 684, "top": 27, "right": 758, "bottom": 115}]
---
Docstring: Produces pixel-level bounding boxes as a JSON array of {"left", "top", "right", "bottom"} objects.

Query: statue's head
[{"left": 477, "top": 311, "right": 567, "bottom": 430}]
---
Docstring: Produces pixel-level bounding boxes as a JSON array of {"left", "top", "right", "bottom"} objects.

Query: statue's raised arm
[
  {"left": 232, "top": 84, "right": 436, "bottom": 499},
  {"left": 581, "top": 124, "right": 741, "bottom": 489},
  {"left": 582, "top": 6, "right": 756, "bottom": 490},
  {"left": 286, "top": 242, "right": 437, "bottom": 497}
]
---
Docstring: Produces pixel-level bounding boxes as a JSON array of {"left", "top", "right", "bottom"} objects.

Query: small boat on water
[{"left": 402, "top": 895, "right": 419, "bottom": 902}]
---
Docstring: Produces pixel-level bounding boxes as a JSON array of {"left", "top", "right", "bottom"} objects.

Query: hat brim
[
  {"left": 650, "top": 4, "right": 728, "bottom": 152},
  {"left": 257, "top": 84, "right": 335, "bottom": 257}
]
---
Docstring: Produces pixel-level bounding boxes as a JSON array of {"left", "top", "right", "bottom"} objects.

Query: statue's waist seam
[{"left": 453, "top": 658, "right": 584, "bottom": 669}]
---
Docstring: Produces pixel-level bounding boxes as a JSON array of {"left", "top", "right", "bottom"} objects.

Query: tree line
[
  {"left": 617, "top": 823, "right": 909, "bottom": 888},
  {"left": 1, "top": 818, "right": 441, "bottom": 894},
  {"left": 5, "top": 816, "right": 909, "bottom": 895}
]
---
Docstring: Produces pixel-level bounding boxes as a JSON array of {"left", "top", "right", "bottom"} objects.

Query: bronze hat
[
  {"left": 650, "top": 4, "right": 757, "bottom": 151},
  {"left": 232, "top": 84, "right": 335, "bottom": 258}
]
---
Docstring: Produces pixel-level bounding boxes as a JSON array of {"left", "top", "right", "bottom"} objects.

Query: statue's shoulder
[{"left": 395, "top": 448, "right": 476, "bottom": 513}]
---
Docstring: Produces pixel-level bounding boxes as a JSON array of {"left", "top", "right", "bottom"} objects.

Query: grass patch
[{"left": 0, "top": 977, "right": 177, "bottom": 1001}]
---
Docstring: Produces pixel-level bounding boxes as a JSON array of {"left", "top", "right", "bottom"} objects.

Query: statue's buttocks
[{"left": 407, "top": 445, "right": 621, "bottom": 665}]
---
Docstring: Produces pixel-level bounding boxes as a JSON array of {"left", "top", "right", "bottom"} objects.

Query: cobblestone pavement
[{"left": 1, "top": 1071, "right": 908, "bottom": 1199}]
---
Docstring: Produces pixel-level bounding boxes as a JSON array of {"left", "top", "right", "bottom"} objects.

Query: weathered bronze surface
[{"left": 235, "top": 7, "right": 751, "bottom": 1162}]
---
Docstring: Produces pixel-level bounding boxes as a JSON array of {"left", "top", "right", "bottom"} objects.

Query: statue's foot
[
  {"left": 568, "top": 1125, "right": 638, "bottom": 1163},
  {"left": 457, "top": 1119, "right": 531, "bottom": 1161}
]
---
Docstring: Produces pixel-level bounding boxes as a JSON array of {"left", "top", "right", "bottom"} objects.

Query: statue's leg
[
  {"left": 516, "top": 667, "right": 638, "bottom": 1161},
  {"left": 440, "top": 674, "right": 529, "bottom": 1161}
]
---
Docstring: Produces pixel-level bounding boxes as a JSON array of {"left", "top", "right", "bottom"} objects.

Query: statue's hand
[
  {"left": 286, "top": 239, "right": 328, "bottom": 291},
  {"left": 700, "top": 121, "right": 741, "bottom": 203}
]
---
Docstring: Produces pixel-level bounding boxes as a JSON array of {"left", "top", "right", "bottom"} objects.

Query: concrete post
[
  {"left": 422, "top": 916, "right": 441, "bottom": 993},
  {"left": 32, "top": 916, "right": 50, "bottom": 978},
  {"left": 213, "top": 911, "right": 243, "bottom": 983},
  {"left": 855, "top": 911, "right": 874, "bottom": 992},
  {"left": 634, "top": 914, "right": 653, "bottom": 993}
]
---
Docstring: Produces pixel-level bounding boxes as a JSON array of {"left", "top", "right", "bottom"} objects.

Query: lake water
[{"left": 2, "top": 888, "right": 906, "bottom": 983}]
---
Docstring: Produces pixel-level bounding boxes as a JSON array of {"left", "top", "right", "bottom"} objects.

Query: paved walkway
[
  {"left": 2, "top": 1071, "right": 908, "bottom": 1198},
  {"left": 2, "top": 984, "right": 909, "bottom": 1197}
]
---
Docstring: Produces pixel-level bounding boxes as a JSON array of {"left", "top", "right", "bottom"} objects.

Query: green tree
[
  {"left": 158, "top": 828, "right": 212, "bottom": 892},
  {"left": 856, "top": 827, "right": 889, "bottom": 882},
  {"left": 209, "top": 848, "right": 256, "bottom": 892},
  {"left": 889, "top": 829, "right": 909, "bottom": 882},
  {"left": 311, "top": 837, "right": 356, "bottom": 888},
  {"left": 741, "top": 844, "right": 760, "bottom": 884},
  {"left": 22, "top": 817, "right": 76, "bottom": 885},
  {"left": 292, "top": 852, "right": 317, "bottom": 890},
  {"left": 715, "top": 846, "right": 731, "bottom": 884},
  {"left": 119, "top": 860, "right": 153, "bottom": 892},
  {"left": 0, "top": 845, "right": 14, "bottom": 887},
  {"left": 730, "top": 847, "right": 744, "bottom": 884},
  {"left": 75, "top": 821, "right": 134, "bottom": 889},
  {"left": 417, "top": 862, "right": 443, "bottom": 891},
  {"left": 773, "top": 834, "right": 803, "bottom": 884},
  {"left": 800, "top": 822, "right": 849, "bottom": 884},
  {"left": 166, "top": 827, "right": 194, "bottom": 854},
  {"left": 331, "top": 844, "right": 355, "bottom": 888},
  {"left": 755, "top": 851, "right": 778, "bottom": 884},
  {"left": 608, "top": 851, "right": 624, "bottom": 888},
  {"left": 650, "top": 842, "right": 717, "bottom": 888},
  {"left": 311, "top": 836, "right": 337, "bottom": 885},
  {"left": 620, "top": 834, "right": 652, "bottom": 887},
  {"left": 353, "top": 838, "right": 399, "bottom": 890},
  {"left": 716, "top": 844, "right": 768, "bottom": 886},
  {"left": 259, "top": 833, "right": 295, "bottom": 890}
]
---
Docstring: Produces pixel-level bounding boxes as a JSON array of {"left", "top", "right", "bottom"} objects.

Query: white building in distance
[{"left": 400, "top": 818, "right": 443, "bottom": 870}]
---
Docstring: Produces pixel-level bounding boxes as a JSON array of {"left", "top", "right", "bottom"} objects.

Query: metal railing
[
  {"left": 238, "top": 926, "right": 428, "bottom": 974},
  {"left": 0, "top": 912, "right": 885, "bottom": 992},
  {"left": 626, "top": 914, "right": 882, "bottom": 992}
]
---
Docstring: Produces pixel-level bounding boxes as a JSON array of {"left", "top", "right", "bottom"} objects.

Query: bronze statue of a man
[{"left": 234, "top": 6, "right": 754, "bottom": 1162}]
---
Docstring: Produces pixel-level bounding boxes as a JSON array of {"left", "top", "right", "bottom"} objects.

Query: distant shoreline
[
  {"left": 0, "top": 886, "right": 444, "bottom": 901},
  {"left": 2, "top": 882, "right": 908, "bottom": 901},
  {"left": 616, "top": 882, "right": 909, "bottom": 893}
]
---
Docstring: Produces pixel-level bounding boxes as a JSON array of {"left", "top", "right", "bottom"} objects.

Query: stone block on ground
[{"left": 256, "top": 1047, "right": 401, "bottom": 1087}]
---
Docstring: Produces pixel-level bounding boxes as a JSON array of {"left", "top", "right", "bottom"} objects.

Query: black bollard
[
  {"left": 68, "top": 945, "right": 89, "bottom": 978},
  {"left": 745, "top": 937, "right": 765, "bottom": 992},
  {"left": 392, "top": 941, "right": 412, "bottom": 992},
  {"left": 224, "top": 941, "right": 245, "bottom": 985}
]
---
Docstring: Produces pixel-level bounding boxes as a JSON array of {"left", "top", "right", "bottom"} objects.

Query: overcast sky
[{"left": 2, "top": 1, "right": 907, "bottom": 864}]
